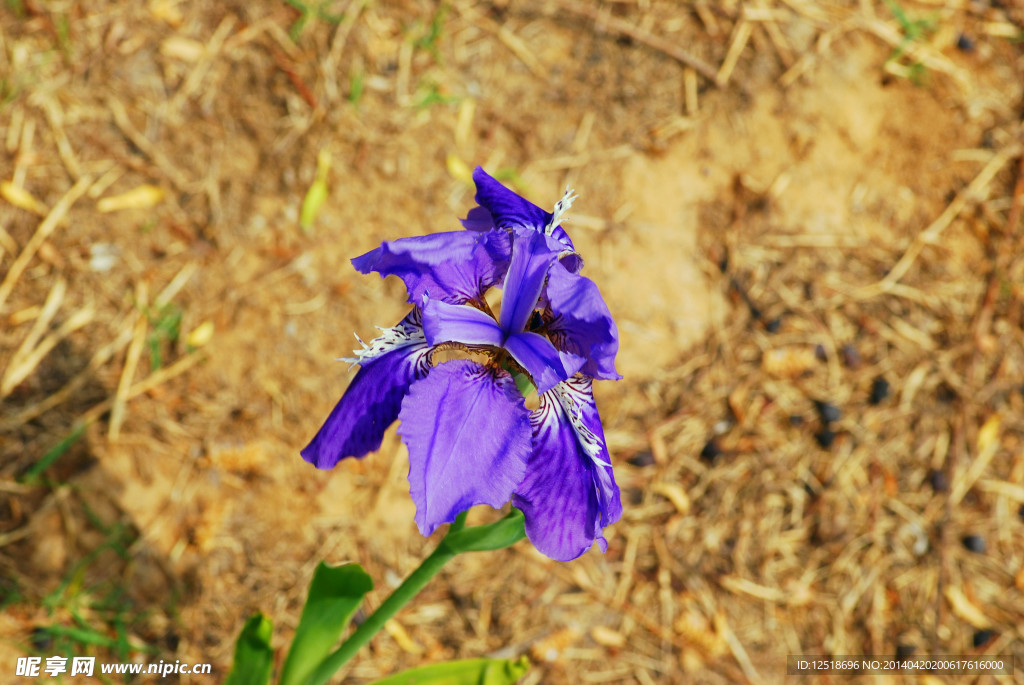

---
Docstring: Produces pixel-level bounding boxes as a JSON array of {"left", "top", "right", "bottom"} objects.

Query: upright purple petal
[
  {"left": 353, "top": 229, "right": 510, "bottom": 304},
  {"left": 460, "top": 206, "right": 495, "bottom": 232},
  {"left": 471, "top": 167, "right": 552, "bottom": 231},
  {"left": 545, "top": 261, "right": 620, "bottom": 381},
  {"left": 301, "top": 342, "right": 430, "bottom": 470},
  {"left": 422, "top": 298, "right": 503, "bottom": 348},
  {"left": 513, "top": 377, "right": 620, "bottom": 561},
  {"left": 398, "top": 360, "right": 532, "bottom": 536},
  {"left": 499, "top": 230, "right": 556, "bottom": 334}
]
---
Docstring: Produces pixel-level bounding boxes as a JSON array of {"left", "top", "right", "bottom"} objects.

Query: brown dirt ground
[{"left": 2, "top": 1, "right": 1024, "bottom": 683}]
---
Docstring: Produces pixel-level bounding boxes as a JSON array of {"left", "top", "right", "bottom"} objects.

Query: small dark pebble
[
  {"left": 841, "top": 343, "right": 862, "bottom": 369},
  {"left": 788, "top": 414, "right": 805, "bottom": 427},
  {"left": 972, "top": 629, "right": 994, "bottom": 648},
  {"left": 814, "top": 428, "right": 835, "bottom": 449},
  {"left": 700, "top": 438, "right": 722, "bottom": 462},
  {"left": 869, "top": 376, "right": 890, "bottom": 405},
  {"left": 764, "top": 317, "right": 782, "bottom": 333},
  {"left": 937, "top": 382, "right": 958, "bottom": 403},
  {"left": 962, "top": 535, "right": 986, "bottom": 554},
  {"left": 1018, "top": 503, "right": 1024, "bottom": 523},
  {"left": 895, "top": 644, "right": 916, "bottom": 659},
  {"left": 31, "top": 627, "right": 52, "bottom": 650},
  {"left": 814, "top": 400, "right": 842, "bottom": 424},
  {"left": 627, "top": 451, "right": 657, "bottom": 468},
  {"left": 956, "top": 33, "right": 975, "bottom": 52},
  {"left": 814, "top": 344, "right": 827, "bottom": 361},
  {"left": 164, "top": 631, "right": 180, "bottom": 651},
  {"left": 928, "top": 469, "right": 949, "bottom": 493}
]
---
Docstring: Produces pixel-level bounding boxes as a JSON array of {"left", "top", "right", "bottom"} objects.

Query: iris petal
[
  {"left": 471, "top": 167, "right": 553, "bottom": 232},
  {"left": 513, "top": 377, "right": 621, "bottom": 560},
  {"left": 398, "top": 360, "right": 532, "bottom": 536},
  {"left": 301, "top": 341, "right": 430, "bottom": 469},
  {"left": 504, "top": 332, "right": 569, "bottom": 395},
  {"left": 499, "top": 230, "right": 556, "bottom": 334},
  {"left": 545, "top": 260, "right": 620, "bottom": 380},
  {"left": 421, "top": 299, "right": 503, "bottom": 348},
  {"left": 352, "top": 229, "right": 510, "bottom": 304}
]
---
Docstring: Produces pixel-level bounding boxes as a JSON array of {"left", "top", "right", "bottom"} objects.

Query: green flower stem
[{"left": 304, "top": 509, "right": 513, "bottom": 685}]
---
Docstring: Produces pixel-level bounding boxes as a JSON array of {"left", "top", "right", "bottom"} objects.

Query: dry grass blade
[
  {"left": 856, "top": 143, "right": 1022, "bottom": 300},
  {"left": 0, "top": 175, "right": 92, "bottom": 312},
  {"left": 555, "top": 0, "right": 724, "bottom": 87},
  {"left": 108, "top": 282, "right": 149, "bottom": 442},
  {"left": 0, "top": 306, "right": 95, "bottom": 399}
]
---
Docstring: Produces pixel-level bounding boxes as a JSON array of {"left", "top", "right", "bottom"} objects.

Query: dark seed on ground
[
  {"left": 895, "top": 644, "right": 915, "bottom": 659},
  {"left": 814, "top": 344, "right": 827, "bottom": 361},
  {"left": 627, "top": 451, "right": 656, "bottom": 467},
  {"left": 788, "top": 414, "right": 804, "bottom": 426},
  {"left": 814, "top": 400, "right": 842, "bottom": 424},
  {"left": 765, "top": 317, "right": 782, "bottom": 333},
  {"left": 1018, "top": 503, "right": 1024, "bottom": 522},
  {"left": 814, "top": 428, "right": 835, "bottom": 449},
  {"left": 841, "top": 343, "right": 861, "bottom": 369},
  {"left": 700, "top": 438, "right": 722, "bottom": 462},
  {"left": 961, "top": 535, "right": 986, "bottom": 554},
  {"left": 956, "top": 34, "right": 975, "bottom": 52},
  {"left": 869, "top": 376, "right": 890, "bottom": 405},
  {"left": 31, "top": 627, "right": 52, "bottom": 650},
  {"left": 972, "top": 629, "right": 994, "bottom": 648},
  {"left": 928, "top": 469, "right": 949, "bottom": 492}
]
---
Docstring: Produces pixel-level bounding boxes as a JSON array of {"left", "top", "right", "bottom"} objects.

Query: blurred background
[{"left": 1, "top": 1, "right": 1023, "bottom": 682}]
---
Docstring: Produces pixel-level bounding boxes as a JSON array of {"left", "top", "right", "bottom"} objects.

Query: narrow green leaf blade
[
  {"left": 279, "top": 562, "right": 374, "bottom": 685},
  {"left": 443, "top": 509, "right": 526, "bottom": 554},
  {"left": 224, "top": 613, "right": 274, "bottom": 685},
  {"left": 369, "top": 656, "right": 530, "bottom": 685}
]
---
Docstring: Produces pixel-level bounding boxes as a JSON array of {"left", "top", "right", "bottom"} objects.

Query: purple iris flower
[{"left": 301, "top": 168, "right": 620, "bottom": 561}]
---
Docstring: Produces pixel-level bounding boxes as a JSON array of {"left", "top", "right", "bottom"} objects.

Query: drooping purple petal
[
  {"left": 512, "top": 377, "right": 621, "bottom": 561},
  {"left": 545, "top": 260, "right": 620, "bottom": 381},
  {"left": 422, "top": 298, "right": 503, "bottom": 348},
  {"left": 301, "top": 341, "right": 430, "bottom": 470},
  {"left": 499, "top": 230, "right": 556, "bottom": 334},
  {"left": 352, "top": 229, "right": 510, "bottom": 304},
  {"left": 504, "top": 332, "right": 570, "bottom": 395},
  {"left": 398, "top": 360, "right": 532, "bottom": 536}
]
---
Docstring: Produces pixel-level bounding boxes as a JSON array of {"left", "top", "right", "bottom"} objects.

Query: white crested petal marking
[
  {"left": 545, "top": 186, "right": 577, "bottom": 236},
  {"left": 340, "top": 309, "right": 427, "bottom": 366},
  {"left": 533, "top": 377, "right": 609, "bottom": 467}
]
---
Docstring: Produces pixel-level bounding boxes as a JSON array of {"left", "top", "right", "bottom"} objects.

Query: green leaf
[
  {"left": 279, "top": 562, "right": 374, "bottom": 685},
  {"left": 442, "top": 509, "right": 526, "bottom": 554},
  {"left": 225, "top": 614, "right": 274, "bottom": 685},
  {"left": 20, "top": 423, "right": 86, "bottom": 484},
  {"left": 370, "top": 656, "right": 530, "bottom": 685}
]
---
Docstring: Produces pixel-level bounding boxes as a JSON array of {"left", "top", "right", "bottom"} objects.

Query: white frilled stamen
[
  {"left": 544, "top": 186, "right": 578, "bottom": 236},
  {"left": 531, "top": 376, "right": 610, "bottom": 467},
  {"left": 340, "top": 309, "right": 426, "bottom": 366}
]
